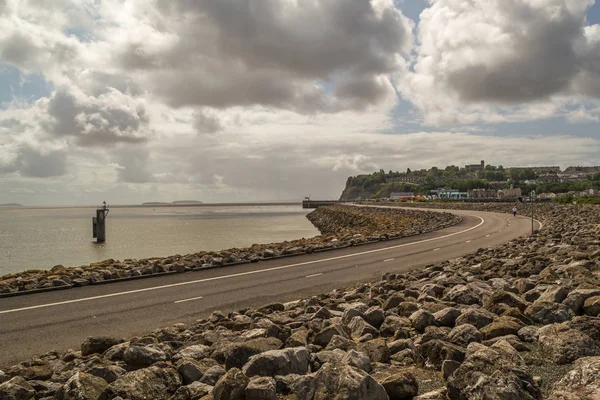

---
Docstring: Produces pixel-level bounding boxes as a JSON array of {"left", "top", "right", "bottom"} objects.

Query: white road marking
[
  {"left": 465, "top": 240, "right": 471, "bottom": 243},
  {"left": 433, "top": 248, "right": 440, "bottom": 252},
  {"left": 0, "top": 216, "right": 485, "bottom": 315},
  {"left": 486, "top": 234, "right": 491, "bottom": 237},
  {"left": 383, "top": 258, "right": 394, "bottom": 262},
  {"left": 174, "top": 296, "right": 203, "bottom": 304},
  {"left": 305, "top": 273, "right": 323, "bottom": 278}
]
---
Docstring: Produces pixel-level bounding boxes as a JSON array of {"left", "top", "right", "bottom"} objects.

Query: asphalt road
[{"left": 0, "top": 209, "right": 537, "bottom": 367}]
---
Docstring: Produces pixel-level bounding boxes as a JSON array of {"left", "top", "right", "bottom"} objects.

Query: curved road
[{"left": 0, "top": 209, "right": 537, "bottom": 367}]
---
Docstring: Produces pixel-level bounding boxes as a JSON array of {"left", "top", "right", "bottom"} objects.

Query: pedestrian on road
[{"left": 512, "top": 206, "right": 517, "bottom": 217}]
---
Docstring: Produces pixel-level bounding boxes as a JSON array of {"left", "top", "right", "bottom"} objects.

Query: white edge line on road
[
  {"left": 305, "top": 273, "right": 323, "bottom": 278},
  {"left": 174, "top": 296, "right": 203, "bottom": 304},
  {"left": 0, "top": 215, "right": 485, "bottom": 315},
  {"left": 465, "top": 240, "right": 471, "bottom": 243},
  {"left": 433, "top": 248, "right": 440, "bottom": 251},
  {"left": 383, "top": 258, "right": 394, "bottom": 262}
]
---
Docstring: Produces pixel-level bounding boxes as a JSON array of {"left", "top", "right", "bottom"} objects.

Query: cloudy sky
[{"left": 0, "top": 0, "right": 599, "bottom": 206}]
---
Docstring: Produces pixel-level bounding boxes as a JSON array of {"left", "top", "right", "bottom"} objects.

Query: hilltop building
[{"left": 465, "top": 160, "right": 485, "bottom": 171}]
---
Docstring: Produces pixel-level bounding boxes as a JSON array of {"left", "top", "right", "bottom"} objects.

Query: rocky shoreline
[
  {"left": 0, "top": 206, "right": 460, "bottom": 296},
  {"left": 1, "top": 203, "right": 600, "bottom": 399}
]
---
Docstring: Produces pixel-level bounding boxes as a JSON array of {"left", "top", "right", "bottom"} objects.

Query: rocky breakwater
[
  {"left": 2, "top": 203, "right": 600, "bottom": 399},
  {"left": 0, "top": 206, "right": 460, "bottom": 296}
]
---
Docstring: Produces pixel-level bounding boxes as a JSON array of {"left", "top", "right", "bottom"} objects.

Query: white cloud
[{"left": 401, "top": 0, "right": 600, "bottom": 125}]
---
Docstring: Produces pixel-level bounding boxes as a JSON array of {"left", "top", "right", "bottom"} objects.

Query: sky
[{"left": 0, "top": 0, "right": 599, "bottom": 206}]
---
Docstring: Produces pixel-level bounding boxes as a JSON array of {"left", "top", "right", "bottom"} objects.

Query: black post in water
[{"left": 93, "top": 201, "right": 110, "bottom": 243}]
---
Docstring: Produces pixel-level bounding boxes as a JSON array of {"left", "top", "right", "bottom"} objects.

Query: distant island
[
  {"left": 142, "top": 200, "right": 203, "bottom": 205},
  {"left": 0, "top": 203, "right": 23, "bottom": 207}
]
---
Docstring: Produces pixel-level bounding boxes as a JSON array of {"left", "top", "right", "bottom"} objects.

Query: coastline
[{"left": 0, "top": 206, "right": 461, "bottom": 298}]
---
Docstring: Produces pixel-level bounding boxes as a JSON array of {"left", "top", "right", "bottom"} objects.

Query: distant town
[{"left": 340, "top": 160, "right": 600, "bottom": 203}]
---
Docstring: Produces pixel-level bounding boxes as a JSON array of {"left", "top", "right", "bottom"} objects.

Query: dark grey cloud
[
  {"left": 447, "top": 1, "right": 583, "bottom": 103},
  {"left": 0, "top": 144, "right": 67, "bottom": 178},
  {"left": 43, "top": 90, "right": 148, "bottom": 147},
  {"left": 193, "top": 110, "right": 223, "bottom": 135},
  {"left": 124, "top": 0, "right": 412, "bottom": 112},
  {"left": 113, "top": 146, "right": 154, "bottom": 183}
]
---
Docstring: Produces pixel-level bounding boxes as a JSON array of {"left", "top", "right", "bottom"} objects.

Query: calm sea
[{"left": 0, "top": 205, "right": 320, "bottom": 276}]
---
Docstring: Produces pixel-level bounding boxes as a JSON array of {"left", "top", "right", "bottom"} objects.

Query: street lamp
[{"left": 530, "top": 190, "right": 536, "bottom": 235}]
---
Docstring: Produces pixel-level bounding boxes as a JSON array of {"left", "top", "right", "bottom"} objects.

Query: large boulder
[
  {"left": 418, "top": 340, "right": 465, "bottom": 370},
  {"left": 224, "top": 337, "right": 282, "bottom": 370},
  {"left": 123, "top": 345, "right": 169, "bottom": 367},
  {"left": 245, "top": 377, "right": 278, "bottom": 400},
  {"left": 484, "top": 290, "right": 529, "bottom": 313},
  {"left": 446, "top": 341, "right": 541, "bottom": 400},
  {"left": 377, "top": 371, "right": 419, "bottom": 400},
  {"left": 170, "top": 381, "right": 213, "bottom": 400},
  {"left": 311, "top": 362, "right": 389, "bottom": 400},
  {"left": 363, "top": 307, "right": 386, "bottom": 329},
  {"left": 409, "top": 310, "right": 435, "bottom": 333},
  {"left": 212, "top": 368, "right": 249, "bottom": 400},
  {"left": 583, "top": 296, "right": 600, "bottom": 317},
  {"left": 562, "top": 289, "right": 600, "bottom": 314},
  {"left": 242, "top": 347, "right": 309, "bottom": 377},
  {"left": 480, "top": 317, "right": 524, "bottom": 340},
  {"left": 7, "top": 362, "right": 53, "bottom": 381},
  {"left": 172, "top": 345, "right": 211, "bottom": 362},
  {"left": 525, "top": 301, "right": 574, "bottom": 324},
  {"left": 549, "top": 356, "right": 600, "bottom": 399},
  {"left": 442, "top": 285, "right": 481, "bottom": 305},
  {"left": 81, "top": 337, "right": 123, "bottom": 357},
  {"left": 348, "top": 317, "right": 378, "bottom": 339},
  {"left": 433, "top": 308, "right": 461, "bottom": 328},
  {"left": 0, "top": 376, "right": 35, "bottom": 400},
  {"left": 447, "top": 324, "right": 483, "bottom": 347},
  {"left": 313, "top": 324, "right": 350, "bottom": 347},
  {"left": 454, "top": 308, "right": 495, "bottom": 329},
  {"left": 55, "top": 372, "right": 108, "bottom": 400},
  {"left": 568, "top": 316, "right": 600, "bottom": 341},
  {"left": 100, "top": 365, "right": 182, "bottom": 400},
  {"left": 538, "top": 324, "right": 600, "bottom": 364}
]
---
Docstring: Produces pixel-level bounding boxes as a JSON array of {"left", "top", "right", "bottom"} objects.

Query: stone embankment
[
  {"left": 2, "top": 203, "right": 600, "bottom": 399},
  {"left": 0, "top": 206, "right": 460, "bottom": 296}
]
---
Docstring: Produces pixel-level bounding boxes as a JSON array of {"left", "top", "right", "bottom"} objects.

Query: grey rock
[
  {"left": 348, "top": 317, "right": 378, "bottom": 339},
  {"left": 245, "top": 376, "right": 278, "bottom": 400},
  {"left": 170, "top": 381, "right": 213, "bottom": 400},
  {"left": 0, "top": 376, "right": 35, "bottom": 400},
  {"left": 313, "top": 324, "right": 349, "bottom": 347},
  {"left": 212, "top": 368, "right": 249, "bottom": 400},
  {"left": 342, "top": 350, "right": 372, "bottom": 373},
  {"left": 583, "top": 296, "right": 600, "bottom": 316},
  {"left": 538, "top": 286, "right": 569, "bottom": 303},
  {"left": 101, "top": 365, "right": 181, "bottom": 400},
  {"left": 563, "top": 289, "right": 600, "bottom": 314},
  {"left": 173, "top": 345, "right": 211, "bottom": 362},
  {"left": 55, "top": 372, "right": 108, "bottom": 400},
  {"left": 538, "top": 324, "right": 600, "bottom": 364},
  {"left": 224, "top": 337, "right": 282, "bottom": 370},
  {"left": 418, "top": 339, "right": 465, "bottom": 370},
  {"left": 176, "top": 359, "right": 205, "bottom": 385},
  {"left": 442, "top": 285, "right": 481, "bottom": 305},
  {"left": 377, "top": 371, "right": 419, "bottom": 400},
  {"left": 442, "top": 359, "right": 461, "bottom": 381},
  {"left": 363, "top": 307, "right": 385, "bottom": 329},
  {"left": 286, "top": 329, "right": 309, "bottom": 348},
  {"left": 525, "top": 301, "right": 575, "bottom": 324},
  {"left": 550, "top": 356, "right": 600, "bottom": 399},
  {"left": 81, "top": 337, "right": 123, "bottom": 357},
  {"left": 447, "top": 344, "right": 541, "bottom": 400},
  {"left": 433, "top": 307, "right": 461, "bottom": 327},
  {"left": 568, "top": 316, "right": 600, "bottom": 341},
  {"left": 84, "top": 365, "right": 126, "bottom": 384},
  {"left": 455, "top": 307, "right": 495, "bottom": 329},
  {"left": 447, "top": 324, "right": 483, "bottom": 347},
  {"left": 242, "top": 347, "right": 309, "bottom": 377},
  {"left": 324, "top": 335, "right": 357, "bottom": 352},
  {"left": 312, "top": 362, "right": 388, "bottom": 400},
  {"left": 358, "top": 338, "right": 390, "bottom": 364},
  {"left": 199, "top": 365, "right": 226, "bottom": 386},
  {"left": 409, "top": 310, "right": 435, "bottom": 332},
  {"left": 480, "top": 316, "right": 524, "bottom": 340},
  {"left": 123, "top": 345, "right": 168, "bottom": 367}
]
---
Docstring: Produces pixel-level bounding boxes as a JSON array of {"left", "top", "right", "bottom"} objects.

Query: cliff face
[{"left": 339, "top": 178, "right": 418, "bottom": 201}]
